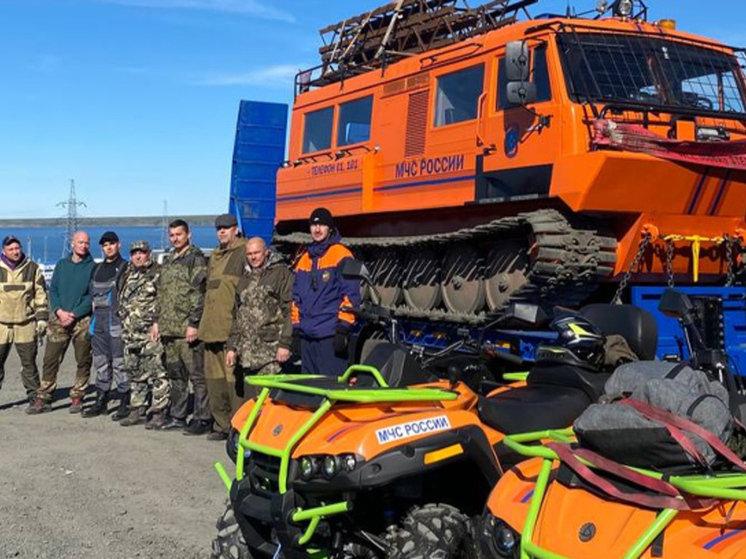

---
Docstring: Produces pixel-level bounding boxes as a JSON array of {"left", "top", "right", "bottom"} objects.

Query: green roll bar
[
  {"left": 501, "top": 430, "right": 746, "bottom": 559},
  {"left": 214, "top": 367, "right": 458, "bottom": 549}
]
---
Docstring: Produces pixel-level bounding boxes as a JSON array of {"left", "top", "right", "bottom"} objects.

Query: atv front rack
[
  {"left": 214, "top": 367, "right": 458, "bottom": 549},
  {"left": 502, "top": 430, "right": 746, "bottom": 559}
]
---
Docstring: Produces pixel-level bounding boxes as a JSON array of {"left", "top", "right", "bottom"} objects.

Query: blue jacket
[{"left": 291, "top": 231, "right": 360, "bottom": 339}]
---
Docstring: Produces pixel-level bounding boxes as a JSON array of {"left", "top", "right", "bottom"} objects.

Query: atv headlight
[
  {"left": 300, "top": 456, "right": 317, "bottom": 480},
  {"left": 322, "top": 455, "right": 339, "bottom": 479},
  {"left": 492, "top": 521, "right": 518, "bottom": 557},
  {"left": 341, "top": 454, "right": 357, "bottom": 472}
]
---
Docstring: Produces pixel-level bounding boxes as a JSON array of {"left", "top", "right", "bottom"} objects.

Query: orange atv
[
  {"left": 477, "top": 290, "right": 746, "bottom": 559},
  {"left": 211, "top": 262, "right": 659, "bottom": 559}
]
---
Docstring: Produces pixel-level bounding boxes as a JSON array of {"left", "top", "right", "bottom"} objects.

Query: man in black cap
[
  {"left": 0, "top": 236, "right": 48, "bottom": 406},
  {"left": 82, "top": 231, "right": 129, "bottom": 419},
  {"left": 199, "top": 213, "right": 247, "bottom": 440},
  {"left": 291, "top": 208, "right": 360, "bottom": 376}
]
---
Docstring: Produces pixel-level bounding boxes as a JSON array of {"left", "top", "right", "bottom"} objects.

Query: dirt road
[{"left": 0, "top": 351, "right": 229, "bottom": 559}]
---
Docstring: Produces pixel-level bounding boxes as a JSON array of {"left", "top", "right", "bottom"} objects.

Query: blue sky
[{"left": 0, "top": 0, "right": 744, "bottom": 218}]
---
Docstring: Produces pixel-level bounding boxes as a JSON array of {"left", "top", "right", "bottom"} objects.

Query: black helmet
[{"left": 536, "top": 309, "right": 606, "bottom": 371}]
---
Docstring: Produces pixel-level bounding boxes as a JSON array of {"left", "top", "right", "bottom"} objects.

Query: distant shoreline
[{"left": 0, "top": 215, "right": 218, "bottom": 228}]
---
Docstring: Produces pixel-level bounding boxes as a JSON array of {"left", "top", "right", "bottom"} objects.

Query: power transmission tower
[
  {"left": 160, "top": 200, "right": 169, "bottom": 250},
  {"left": 57, "top": 179, "right": 86, "bottom": 256}
]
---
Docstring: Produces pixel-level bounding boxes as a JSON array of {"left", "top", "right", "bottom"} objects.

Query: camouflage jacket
[
  {"left": 156, "top": 245, "right": 207, "bottom": 338},
  {"left": 226, "top": 251, "right": 294, "bottom": 370},
  {"left": 118, "top": 259, "right": 160, "bottom": 345}
]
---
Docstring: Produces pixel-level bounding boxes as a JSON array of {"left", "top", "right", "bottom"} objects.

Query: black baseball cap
[
  {"left": 99, "top": 231, "right": 119, "bottom": 245},
  {"left": 2, "top": 235, "right": 21, "bottom": 247}
]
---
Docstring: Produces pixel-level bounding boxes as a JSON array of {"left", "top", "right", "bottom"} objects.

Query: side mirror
[
  {"left": 505, "top": 41, "right": 531, "bottom": 82},
  {"left": 506, "top": 81, "right": 537, "bottom": 106},
  {"left": 340, "top": 259, "right": 371, "bottom": 283},
  {"left": 658, "top": 288, "right": 695, "bottom": 320},
  {"left": 504, "top": 302, "right": 548, "bottom": 326}
]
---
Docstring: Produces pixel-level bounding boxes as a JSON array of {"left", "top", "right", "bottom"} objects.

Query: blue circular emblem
[{"left": 505, "top": 125, "right": 520, "bottom": 158}]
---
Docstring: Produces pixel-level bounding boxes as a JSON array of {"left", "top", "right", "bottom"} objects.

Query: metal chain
[
  {"left": 725, "top": 235, "right": 744, "bottom": 287},
  {"left": 613, "top": 233, "right": 651, "bottom": 304},
  {"left": 665, "top": 238, "right": 675, "bottom": 288},
  {"left": 725, "top": 234, "right": 735, "bottom": 287}
]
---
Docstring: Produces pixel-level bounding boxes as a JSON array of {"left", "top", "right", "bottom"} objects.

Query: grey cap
[
  {"left": 129, "top": 240, "right": 150, "bottom": 253},
  {"left": 215, "top": 213, "right": 238, "bottom": 228}
]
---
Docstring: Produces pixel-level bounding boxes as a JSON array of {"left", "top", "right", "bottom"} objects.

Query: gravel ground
[{"left": 0, "top": 350, "right": 230, "bottom": 559}]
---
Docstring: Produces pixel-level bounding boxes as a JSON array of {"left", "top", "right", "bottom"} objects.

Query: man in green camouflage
[
  {"left": 117, "top": 240, "right": 169, "bottom": 427},
  {"left": 226, "top": 237, "right": 293, "bottom": 401},
  {"left": 151, "top": 219, "right": 211, "bottom": 434}
]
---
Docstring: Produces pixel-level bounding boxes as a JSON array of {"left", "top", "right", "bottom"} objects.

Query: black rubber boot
[
  {"left": 111, "top": 392, "right": 130, "bottom": 421},
  {"left": 82, "top": 389, "right": 108, "bottom": 418}
]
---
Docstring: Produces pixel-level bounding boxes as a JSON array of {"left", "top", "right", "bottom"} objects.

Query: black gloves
[{"left": 333, "top": 326, "right": 349, "bottom": 356}]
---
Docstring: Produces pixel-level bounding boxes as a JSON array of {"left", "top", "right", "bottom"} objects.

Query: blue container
[
  {"left": 631, "top": 286, "right": 746, "bottom": 376},
  {"left": 228, "top": 100, "right": 288, "bottom": 244}
]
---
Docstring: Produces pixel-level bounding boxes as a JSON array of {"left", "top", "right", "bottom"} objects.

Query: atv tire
[
  {"left": 388, "top": 503, "right": 471, "bottom": 559},
  {"left": 211, "top": 500, "right": 253, "bottom": 559}
]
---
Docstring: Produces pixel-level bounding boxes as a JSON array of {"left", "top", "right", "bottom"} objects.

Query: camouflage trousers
[{"left": 124, "top": 337, "right": 169, "bottom": 412}]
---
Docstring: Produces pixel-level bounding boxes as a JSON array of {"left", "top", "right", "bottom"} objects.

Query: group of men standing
[{"left": 0, "top": 207, "right": 359, "bottom": 441}]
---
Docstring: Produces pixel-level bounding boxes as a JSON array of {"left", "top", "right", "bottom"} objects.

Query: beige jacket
[{"left": 0, "top": 257, "right": 49, "bottom": 325}]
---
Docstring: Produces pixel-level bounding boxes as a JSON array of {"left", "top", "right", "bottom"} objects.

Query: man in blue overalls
[{"left": 83, "top": 231, "right": 129, "bottom": 419}]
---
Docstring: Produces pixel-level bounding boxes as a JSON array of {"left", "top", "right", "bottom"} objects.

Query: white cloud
[
  {"left": 193, "top": 64, "right": 300, "bottom": 87},
  {"left": 100, "top": 0, "right": 295, "bottom": 22}
]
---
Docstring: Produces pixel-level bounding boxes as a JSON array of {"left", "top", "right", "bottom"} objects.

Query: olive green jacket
[{"left": 198, "top": 237, "right": 247, "bottom": 343}]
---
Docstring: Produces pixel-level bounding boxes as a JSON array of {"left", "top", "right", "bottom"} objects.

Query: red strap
[
  {"left": 621, "top": 400, "right": 746, "bottom": 472},
  {"left": 548, "top": 443, "right": 696, "bottom": 510}
]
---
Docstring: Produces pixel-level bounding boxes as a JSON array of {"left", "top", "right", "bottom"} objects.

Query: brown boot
[
  {"left": 145, "top": 412, "right": 166, "bottom": 430},
  {"left": 119, "top": 407, "right": 146, "bottom": 427},
  {"left": 69, "top": 397, "right": 83, "bottom": 414},
  {"left": 26, "top": 397, "right": 51, "bottom": 415}
]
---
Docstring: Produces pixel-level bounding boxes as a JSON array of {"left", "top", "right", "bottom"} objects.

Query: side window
[
  {"left": 497, "top": 44, "right": 552, "bottom": 109},
  {"left": 337, "top": 96, "right": 373, "bottom": 146},
  {"left": 302, "top": 107, "right": 334, "bottom": 153},
  {"left": 534, "top": 44, "right": 552, "bottom": 103},
  {"left": 434, "top": 64, "right": 485, "bottom": 127}
]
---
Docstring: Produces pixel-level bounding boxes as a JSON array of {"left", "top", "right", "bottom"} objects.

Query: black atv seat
[
  {"left": 360, "top": 343, "right": 437, "bottom": 387},
  {"left": 580, "top": 304, "right": 658, "bottom": 360},
  {"left": 478, "top": 365, "right": 610, "bottom": 435}
]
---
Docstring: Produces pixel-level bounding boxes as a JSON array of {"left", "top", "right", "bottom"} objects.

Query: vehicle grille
[{"left": 249, "top": 452, "right": 281, "bottom": 496}]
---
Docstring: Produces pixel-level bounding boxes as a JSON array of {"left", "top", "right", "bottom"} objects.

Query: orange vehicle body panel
[
  {"left": 276, "top": 16, "right": 746, "bottom": 280},
  {"left": 488, "top": 458, "right": 746, "bottom": 559},
  {"left": 231, "top": 381, "right": 505, "bottom": 461}
]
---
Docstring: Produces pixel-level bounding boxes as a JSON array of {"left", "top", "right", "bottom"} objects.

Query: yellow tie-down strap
[{"left": 662, "top": 234, "right": 725, "bottom": 283}]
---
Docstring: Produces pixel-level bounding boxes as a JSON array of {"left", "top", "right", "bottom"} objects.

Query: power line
[{"left": 57, "top": 179, "right": 86, "bottom": 256}]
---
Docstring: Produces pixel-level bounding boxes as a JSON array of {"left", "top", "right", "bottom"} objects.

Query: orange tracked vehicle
[{"left": 274, "top": 0, "right": 746, "bottom": 321}]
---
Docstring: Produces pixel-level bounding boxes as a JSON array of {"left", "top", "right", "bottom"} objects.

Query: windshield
[{"left": 557, "top": 31, "right": 746, "bottom": 116}]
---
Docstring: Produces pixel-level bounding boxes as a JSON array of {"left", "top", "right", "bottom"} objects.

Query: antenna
[
  {"left": 57, "top": 179, "right": 86, "bottom": 256},
  {"left": 160, "top": 200, "right": 169, "bottom": 250}
]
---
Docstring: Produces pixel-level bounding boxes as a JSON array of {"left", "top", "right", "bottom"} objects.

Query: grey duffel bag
[{"left": 574, "top": 361, "right": 733, "bottom": 469}]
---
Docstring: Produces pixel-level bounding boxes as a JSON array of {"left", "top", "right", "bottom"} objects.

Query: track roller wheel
[
  {"left": 403, "top": 248, "right": 442, "bottom": 311},
  {"left": 441, "top": 245, "right": 485, "bottom": 314},
  {"left": 369, "top": 249, "right": 403, "bottom": 307},
  {"left": 484, "top": 241, "right": 529, "bottom": 312}
]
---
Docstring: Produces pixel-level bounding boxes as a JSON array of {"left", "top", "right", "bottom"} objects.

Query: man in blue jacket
[
  {"left": 291, "top": 208, "right": 360, "bottom": 376},
  {"left": 28, "top": 231, "right": 95, "bottom": 414}
]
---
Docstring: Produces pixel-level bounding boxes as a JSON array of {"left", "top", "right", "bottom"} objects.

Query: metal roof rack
[{"left": 296, "top": 0, "right": 538, "bottom": 93}]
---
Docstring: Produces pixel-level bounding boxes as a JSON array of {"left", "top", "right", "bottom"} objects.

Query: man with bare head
[
  {"left": 226, "top": 236, "right": 294, "bottom": 402},
  {"left": 28, "top": 231, "right": 95, "bottom": 414}
]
